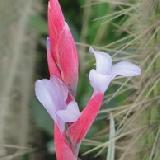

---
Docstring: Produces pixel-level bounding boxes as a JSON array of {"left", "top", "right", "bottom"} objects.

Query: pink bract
[{"left": 48, "top": 0, "right": 79, "bottom": 95}]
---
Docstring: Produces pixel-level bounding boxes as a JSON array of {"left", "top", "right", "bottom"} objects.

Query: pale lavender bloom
[
  {"left": 35, "top": 76, "right": 80, "bottom": 132},
  {"left": 89, "top": 47, "right": 141, "bottom": 93}
]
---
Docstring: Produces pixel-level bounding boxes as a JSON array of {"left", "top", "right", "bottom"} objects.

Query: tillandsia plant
[{"left": 35, "top": 0, "right": 141, "bottom": 159}]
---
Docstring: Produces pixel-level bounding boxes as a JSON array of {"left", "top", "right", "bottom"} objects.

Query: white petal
[
  {"left": 56, "top": 101, "right": 80, "bottom": 122},
  {"left": 35, "top": 79, "right": 57, "bottom": 119},
  {"left": 112, "top": 61, "right": 141, "bottom": 77},
  {"left": 50, "top": 76, "right": 68, "bottom": 110},
  {"left": 89, "top": 47, "right": 112, "bottom": 74},
  {"left": 35, "top": 77, "right": 69, "bottom": 131},
  {"left": 89, "top": 69, "right": 114, "bottom": 93}
]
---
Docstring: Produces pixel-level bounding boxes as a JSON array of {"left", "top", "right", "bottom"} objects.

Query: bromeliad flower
[
  {"left": 35, "top": 0, "right": 141, "bottom": 159},
  {"left": 89, "top": 47, "right": 141, "bottom": 93},
  {"left": 35, "top": 76, "right": 80, "bottom": 132}
]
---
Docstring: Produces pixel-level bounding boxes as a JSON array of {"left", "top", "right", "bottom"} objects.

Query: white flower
[
  {"left": 89, "top": 47, "right": 141, "bottom": 93},
  {"left": 35, "top": 76, "right": 80, "bottom": 132}
]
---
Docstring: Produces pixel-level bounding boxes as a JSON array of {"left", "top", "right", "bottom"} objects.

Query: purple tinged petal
[
  {"left": 35, "top": 79, "right": 57, "bottom": 120},
  {"left": 89, "top": 48, "right": 141, "bottom": 93},
  {"left": 89, "top": 47, "right": 112, "bottom": 74},
  {"left": 50, "top": 76, "right": 68, "bottom": 110},
  {"left": 57, "top": 101, "right": 80, "bottom": 122},
  {"left": 89, "top": 69, "right": 114, "bottom": 92},
  {"left": 35, "top": 77, "right": 70, "bottom": 131},
  {"left": 112, "top": 61, "right": 141, "bottom": 77}
]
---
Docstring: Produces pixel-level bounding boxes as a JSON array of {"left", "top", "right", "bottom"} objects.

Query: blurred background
[{"left": 0, "top": 0, "right": 160, "bottom": 160}]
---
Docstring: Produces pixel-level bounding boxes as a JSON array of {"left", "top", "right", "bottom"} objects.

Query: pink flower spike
[
  {"left": 48, "top": 0, "right": 79, "bottom": 95},
  {"left": 35, "top": 76, "right": 80, "bottom": 132},
  {"left": 68, "top": 92, "right": 104, "bottom": 144}
]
